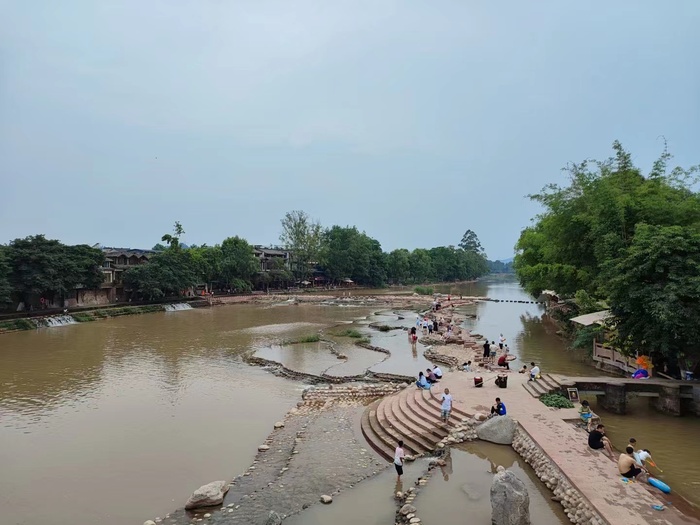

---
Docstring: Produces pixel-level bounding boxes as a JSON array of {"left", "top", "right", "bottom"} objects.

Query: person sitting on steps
[
  {"left": 618, "top": 446, "right": 647, "bottom": 480},
  {"left": 416, "top": 371, "right": 430, "bottom": 390},
  {"left": 425, "top": 368, "right": 438, "bottom": 384},
  {"left": 529, "top": 362, "right": 540, "bottom": 381},
  {"left": 588, "top": 424, "right": 614, "bottom": 459}
]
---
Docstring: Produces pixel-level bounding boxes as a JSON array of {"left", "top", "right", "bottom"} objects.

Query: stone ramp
[{"left": 360, "top": 384, "right": 470, "bottom": 461}]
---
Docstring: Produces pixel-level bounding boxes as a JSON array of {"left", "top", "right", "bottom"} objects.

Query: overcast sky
[{"left": 1, "top": 1, "right": 698, "bottom": 260}]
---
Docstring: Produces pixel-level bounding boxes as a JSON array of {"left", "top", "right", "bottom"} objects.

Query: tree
[
  {"left": 0, "top": 246, "right": 11, "bottom": 306},
  {"left": 279, "top": 210, "right": 323, "bottom": 281},
  {"left": 161, "top": 221, "right": 185, "bottom": 249},
  {"left": 459, "top": 229, "right": 483, "bottom": 254},
  {"left": 220, "top": 236, "right": 259, "bottom": 286},
  {"left": 386, "top": 249, "right": 411, "bottom": 284},
  {"left": 320, "top": 226, "right": 387, "bottom": 287},
  {"left": 408, "top": 249, "right": 433, "bottom": 283},
  {"left": 514, "top": 142, "right": 700, "bottom": 297},
  {"left": 605, "top": 224, "right": 700, "bottom": 366},
  {"left": 6, "top": 235, "right": 105, "bottom": 306}
]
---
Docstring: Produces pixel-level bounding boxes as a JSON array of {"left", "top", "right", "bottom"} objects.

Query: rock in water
[
  {"left": 185, "top": 480, "right": 229, "bottom": 510},
  {"left": 491, "top": 466, "right": 530, "bottom": 525},
  {"left": 476, "top": 415, "right": 517, "bottom": 445},
  {"left": 144, "top": 521, "right": 156, "bottom": 525},
  {"left": 320, "top": 495, "right": 333, "bottom": 504},
  {"left": 265, "top": 511, "right": 282, "bottom": 525}
]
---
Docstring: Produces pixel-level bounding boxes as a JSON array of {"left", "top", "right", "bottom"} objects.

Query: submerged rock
[
  {"left": 320, "top": 494, "right": 333, "bottom": 504},
  {"left": 265, "top": 510, "right": 282, "bottom": 525},
  {"left": 184, "top": 480, "right": 229, "bottom": 510},
  {"left": 477, "top": 415, "right": 517, "bottom": 445},
  {"left": 491, "top": 466, "right": 530, "bottom": 525}
]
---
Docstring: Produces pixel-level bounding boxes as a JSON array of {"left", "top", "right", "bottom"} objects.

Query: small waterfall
[
  {"left": 164, "top": 303, "right": 193, "bottom": 312},
  {"left": 35, "top": 315, "right": 77, "bottom": 328}
]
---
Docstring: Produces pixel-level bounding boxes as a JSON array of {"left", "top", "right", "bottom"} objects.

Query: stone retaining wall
[
  {"left": 301, "top": 383, "right": 407, "bottom": 402},
  {"left": 511, "top": 427, "right": 605, "bottom": 525}
]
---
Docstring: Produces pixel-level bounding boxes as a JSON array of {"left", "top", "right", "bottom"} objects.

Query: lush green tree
[
  {"left": 6, "top": 235, "right": 105, "bottom": 305},
  {"left": 408, "top": 249, "right": 433, "bottom": 283},
  {"left": 515, "top": 141, "right": 700, "bottom": 297},
  {"left": 459, "top": 229, "right": 483, "bottom": 253},
  {"left": 386, "top": 249, "right": 411, "bottom": 284},
  {"left": 220, "top": 236, "right": 259, "bottom": 286},
  {"left": 605, "top": 224, "right": 700, "bottom": 365},
  {"left": 0, "top": 246, "right": 11, "bottom": 306},
  {"left": 279, "top": 210, "right": 323, "bottom": 281},
  {"left": 321, "top": 226, "right": 387, "bottom": 287},
  {"left": 123, "top": 248, "right": 198, "bottom": 299},
  {"left": 189, "top": 245, "right": 223, "bottom": 286}
]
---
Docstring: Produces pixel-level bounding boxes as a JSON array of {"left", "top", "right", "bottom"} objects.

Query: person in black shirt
[
  {"left": 483, "top": 340, "right": 490, "bottom": 359},
  {"left": 588, "top": 424, "right": 614, "bottom": 458}
]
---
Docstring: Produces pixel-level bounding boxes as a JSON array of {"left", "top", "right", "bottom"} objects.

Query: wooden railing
[{"left": 592, "top": 342, "right": 649, "bottom": 376}]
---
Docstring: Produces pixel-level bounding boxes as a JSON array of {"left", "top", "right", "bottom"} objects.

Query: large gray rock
[
  {"left": 491, "top": 466, "right": 530, "bottom": 525},
  {"left": 185, "top": 480, "right": 229, "bottom": 510},
  {"left": 477, "top": 415, "right": 517, "bottom": 445},
  {"left": 265, "top": 511, "right": 282, "bottom": 525}
]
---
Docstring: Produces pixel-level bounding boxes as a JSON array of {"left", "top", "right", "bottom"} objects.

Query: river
[{"left": 0, "top": 278, "right": 698, "bottom": 524}]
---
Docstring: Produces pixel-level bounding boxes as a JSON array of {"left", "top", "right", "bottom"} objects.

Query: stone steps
[
  {"left": 522, "top": 373, "right": 570, "bottom": 398},
  {"left": 360, "top": 384, "right": 474, "bottom": 463}
]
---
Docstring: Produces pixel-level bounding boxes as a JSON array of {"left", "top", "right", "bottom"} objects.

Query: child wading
[
  {"left": 441, "top": 388, "right": 452, "bottom": 423},
  {"left": 394, "top": 440, "right": 405, "bottom": 481}
]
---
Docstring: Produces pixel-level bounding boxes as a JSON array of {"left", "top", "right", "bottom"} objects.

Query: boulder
[
  {"left": 274, "top": 421, "right": 285, "bottom": 429},
  {"left": 320, "top": 494, "right": 333, "bottom": 504},
  {"left": 258, "top": 445, "right": 270, "bottom": 451},
  {"left": 474, "top": 412, "right": 488, "bottom": 421},
  {"left": 185, "top": 480, "right": 229, "bottom": 510},
  {"left": 400, "top": 504, "right": 417, "bottom": 515},
  {"left": 144, "top": 521, "right": 156, "bottom": 525},
  {"left": 491, "top": 466, "right": 530, "bottom": 525},
  {"left": 265, "top": 511, "right": 283, "bottom": 525},
  {"left": 476, "top": 415, "right": 517, "bottom": 445}
]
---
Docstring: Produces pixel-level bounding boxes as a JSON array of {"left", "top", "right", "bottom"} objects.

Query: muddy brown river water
[{"left": 0, "top": 278, "right": 698, "bottom": 525}]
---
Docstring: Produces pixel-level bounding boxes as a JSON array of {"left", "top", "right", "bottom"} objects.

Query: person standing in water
[{"left": 394, "top": 440, "right": 405, "bottom": 481}]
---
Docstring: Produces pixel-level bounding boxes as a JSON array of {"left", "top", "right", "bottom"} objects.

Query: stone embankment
[{"left": 512, "top": 428, "right": 603, "bottom": 525}]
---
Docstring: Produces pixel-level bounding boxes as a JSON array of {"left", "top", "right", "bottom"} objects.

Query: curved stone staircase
[{"left": 360, "top": 385, "right": 471, "bottom": 461}]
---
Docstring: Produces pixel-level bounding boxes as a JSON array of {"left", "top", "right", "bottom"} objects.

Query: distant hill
[{"left": 498, "top": 257, "right": 514, "bottom": 263}]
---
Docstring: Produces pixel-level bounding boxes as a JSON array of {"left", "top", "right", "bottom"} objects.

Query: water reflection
[{"left": 418, "top": 443, "right": 568, "bottom": 525}]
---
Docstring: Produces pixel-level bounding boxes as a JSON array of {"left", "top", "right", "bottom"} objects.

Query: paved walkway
[{"left": 438, "top": 369, "right": 697, "bottom": 525}]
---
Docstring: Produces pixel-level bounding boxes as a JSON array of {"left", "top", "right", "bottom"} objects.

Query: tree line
[
  {"left": 514, "top": 141, "right": 700, "bottom": 370},
  {"left": 0, "top": 218, "right": 493, "bottom": 307}
]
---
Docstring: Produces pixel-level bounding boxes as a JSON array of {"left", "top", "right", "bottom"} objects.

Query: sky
[{"left": 1, "top": 1, "right": 699, "bottom": 260}]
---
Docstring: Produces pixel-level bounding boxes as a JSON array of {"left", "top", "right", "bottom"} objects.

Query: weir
[
  {"left": 164, "top": 303, "right": 194, "bottom": 312},
  {"left": 34, "top": 314, "right": 78, "bottom": 327}
]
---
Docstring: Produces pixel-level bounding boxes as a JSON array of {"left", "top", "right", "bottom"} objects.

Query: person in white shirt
[
  {"left": 433, "top": 365, "right": 443, "bottom": 379},
  {"left": 529, "top": 362, "right": 541, "bottom": 381},
  {"left": 394, "top": 440, "right": 406, "bottom": 480},
  {"left": 462, "top": 361, "right": 472, "bottom": 372},
  {"left": 499, "top": 333, "right": 506, "bottom": 350},
  {"left": 634, "top": 448, "right": 652, "bottom": 467},
  {"left": 441, "top": 388, "right": 453, "bottom": 423}
]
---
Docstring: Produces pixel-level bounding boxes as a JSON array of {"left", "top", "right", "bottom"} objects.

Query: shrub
[
  {"left": 540, "top": 393, "right": 574, "bottom": 409},
  {"left": 283, "top": 334, "right": 321, "bottom": 344},
  {"left": 357, "top": 337, "right": 371, "bottom": 345},
  {"left": 414, "top": 286, "right": 434, "bottom": 296},
  {"left": 72, "top": 313, "right": 96, "bottom": 323}
]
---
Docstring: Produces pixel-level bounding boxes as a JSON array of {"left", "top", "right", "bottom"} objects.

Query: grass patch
[
  {"left": 540, "top": 393, "right": 574, "bottom": 409},
  {"left": 283, "top": 333, "right": 321, "bottom": 345},
  {"left": 335, "top": 328, "right": 363, "bottom": 338},
  {"left": 375, "top": 324, "right": 393, "bottom": 332},
  {"left": 414, "top": 286, "right": 434, "bottom": 296},
  {"left": 0, "top": 318, "right": 36, "bottom": 332},
  {"left": 72, "top": 313, "right": 96, "bottom": 322},
  {"left": 357, "top": 337, "right": 371, "bottom": 345}
]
